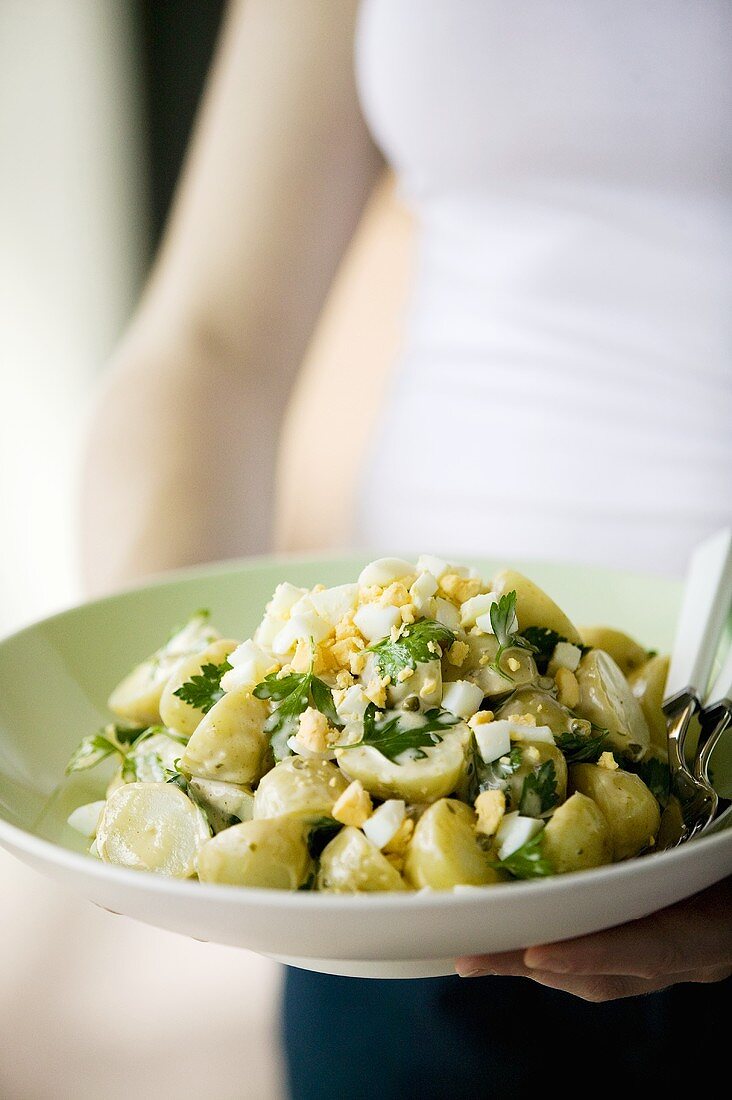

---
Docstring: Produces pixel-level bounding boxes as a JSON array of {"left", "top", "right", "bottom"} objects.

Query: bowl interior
[{"left": 0, "top": 554, "right": 729, "bottom": 854}]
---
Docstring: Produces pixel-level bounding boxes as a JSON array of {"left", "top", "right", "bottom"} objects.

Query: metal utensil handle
[{"left": 665, "top": 528, "right": 732, "bottom": 701}]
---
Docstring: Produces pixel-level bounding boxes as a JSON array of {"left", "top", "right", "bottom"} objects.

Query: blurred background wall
[{"left": 0, "top": 3, "right": 406, "bottom": 1097}]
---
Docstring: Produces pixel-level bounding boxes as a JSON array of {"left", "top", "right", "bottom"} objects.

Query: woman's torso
[{"left": 353, "top": 0, "right": 732, "bottom": 575}]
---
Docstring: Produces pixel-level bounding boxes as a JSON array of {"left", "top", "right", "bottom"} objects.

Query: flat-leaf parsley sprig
[
  {"left": 489, "top": 591, "right": 535, "bottom": 674},
  {"left": 253, "top": 650, "right": 343, "bottom": 759},
  {"left": 367, "top": 618, "right": 456, "bottom": 681},
  {"left": 343, "top": 702, "right": 458, "bottom": 763},
  {"left": 173, "top": 659, "right": 232, "bottom": 714},
  {"left": 492, "top": 833, "right": 553, "bottom": 879}
]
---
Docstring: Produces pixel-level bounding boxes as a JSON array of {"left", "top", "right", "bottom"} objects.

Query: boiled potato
[
  {"left": 496, "top": 688, "right": 578, "bottom": 738},
  {"left": 387, "top": 658, "right": 442, "bottom": 710},
  {"left": 337, "top": 722, "right": 471, "bottom": 803},
  {"left": 180, "top": 688, "right": 269, "bottom": 785},
  {"left": 108, "top": 613, "right": 219, "bottom": 726},
  {"left": 96, "top": 782, "right": 210, "bottom": 877},
  {"left": 253, "top": 757, "right": 348, "bottom": 820},
  {"left": 502, "top": 741, "right": 568, "bottom": 814},
  {"left": 159, "top": 639, "right": 239, "bottom": 736},
  {"left": 570, "top": 763, "right": 660, "bottom": 860},
  {"left": 404, "top": 799, "right": 500, "bottom": 890},
  {"left": 574, "top": 650, "right": 651, "bottom": 760},
  {"left": 317, "top": 826, "right": 406, "bottom": 892},
  {"left": 541, "top": 792, "right": 613, "bottom": 873},
  {"left": 188, "top": 777, "right": 255, "bottom": 833},
  {"left": 492, "top": 569, "right": 581, "bottom": 644},
  {"left": 579, "top": 627, "right": 649, "bottom": 677},
  {"left": 628, "top": 654, "right": 670, "bottom": 754},
  {"left": 198, "top": 817, "right": 312, "bottom": 888},
  {"left": 444, "top": 634, "right": 537, "bottom": 696}
]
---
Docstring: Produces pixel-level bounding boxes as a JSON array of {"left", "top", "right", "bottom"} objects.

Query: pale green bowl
[{"left": 0, "top": 554, "right": 730, "bottom": 979}]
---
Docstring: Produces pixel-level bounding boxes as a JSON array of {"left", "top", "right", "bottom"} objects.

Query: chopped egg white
[
  {"left": 433, "top": 597, "right": 461, "bottom": 632},
  {"left": 353, "top": 603, "right": 402, "bottom": 643},
  {"left": 358, "top": 557, "right": 416, "bottom": 588},
  {"left": 550, "top": 641, "right": 582, "bottom": 672},
  {"left": 472, "top": 719, "right": 512, "bottom": 763},
  {"left": 67, "top": 800, "right": 106, "bottom": 838},
  {"left": 441, "top": 680, "right": 484, "bottom": 720},
  {"left": 221, "top": 639, "right": 273, "bottom": 692},
  {"left": 309, "top": 583, "right": 359, "bottom": 626},
  {"left": 496, "top": 812, "right": 544, "bottom": 860},
  {"left": 459, "top": 592, "right": 497, "bottom": 628},
  {"left": 362, "top": 800, "right": 406, "bottom": 849},
  {"left": 475, "top": 604, "right": 518, "bottom": 635},
  {"left": 268, "top": 582, "right": 308, "bottom": 618},
  {"left": 272, "top": 611, "right": 331, "bottom": 654},
  {"left": 415, "top": 554, "right": 450, "bottom": 579},
  {"left": 409, "top": 571, "right": 439, "bottom": 613},
  {"left": 507, "top": 723, "right": 556, "bottom": 745},
  {"left": 335, "top": 684, "right": 370, "bottom": 722}
]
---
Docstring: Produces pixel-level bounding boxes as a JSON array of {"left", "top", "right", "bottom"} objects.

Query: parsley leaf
[
  {"left": 349, "top": 703, "right": 459, "bottom": 763},
  {"left": 620, "top": 755, "right": 671, "bottom": 806},
  {"left": 173, "top": 659, "right": 232, "bottom": 714},
  {"left": 306, "top": 817, "right": 342, "bottom": 859},
  {"left": 492, "top": 833, "right": 553, "bottom": 879},
  {"left": 487, "top": 592, "right": 535, "bottom": 679},
  {"left": 518, "top": 627, "right": 590, "bottom": 674},
  {"left": 555, "top": 725, "right": 608, "bottom": 764},
  {"left": 368, "top": 618, "right": 456, "bottom": 681},
  {"left": 65, "top": 723, "right": 154, "bottom": 775},
  {"left": 518, "top": 759, "right": 558, "bottom": 817},
  {"left": 253, "top": 661, "right": 343, "bottom": 759}
]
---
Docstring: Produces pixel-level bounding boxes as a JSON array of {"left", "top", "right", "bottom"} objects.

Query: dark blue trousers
[{"left": 283, "top": 969, "right": 730, "bottom": 1098}]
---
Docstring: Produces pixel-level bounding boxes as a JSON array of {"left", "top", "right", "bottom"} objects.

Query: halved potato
[
  {"left": 541, "top": 792, "right": 613, "bottom": 873},
  {"left": 404, "top": 799, "right": 500, "bottom": 889},
  {"left": 198, "top": 817, "right": 312, "bottom": 888},
  {"left": 188, "top": 777, "right": 255, "bottom": 833},
  {"left": 578, "top": 627, "right": 649, "bottom": 677},
  {"left": 492, "top": 569, "right": 581, "bottom": 644},
  {"left": 96, "top": 782, "right": 210, "bottom": 877},
  {"left": 574, "top": 650, "right": 651, "bottom": 761},
  {"left": 628, "top": 654, "right": 670, "bottom": 755},
  {"left": 570, "top": 763, "right": 660, "bottom": 860},
  {"left": 337, "top": 722, "right": 471, "bottom": 803},
  {"left": 317, "top": 826, "right": 406, "bottom": 892},
  {"left": 253, "top": 757, "right": 348, "bottom": 820},
  {"left": 159, "top": 639, "right": 239, "bottom": 736},
  {"left": 502, "top": 741, "right": 568, "bottom": 814},
  {"left": 180, "top": 688, "right": 269, "bottom": 785},
  {"left": 108, "top": 613, "right": 219, "bottom": 726}
]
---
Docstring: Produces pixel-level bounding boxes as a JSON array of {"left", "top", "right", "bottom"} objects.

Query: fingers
[{"left": 523, "top": 881, "right": 732, "bottom": 979}]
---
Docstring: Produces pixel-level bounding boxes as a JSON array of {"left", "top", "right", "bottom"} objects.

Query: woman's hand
[{"left": 455, "top": 877, "right": 732, "bottom": 1001}]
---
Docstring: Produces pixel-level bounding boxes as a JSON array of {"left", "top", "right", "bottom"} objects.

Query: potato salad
[{"left": 64, "top": 557, "right": 671, "bottom": 891}]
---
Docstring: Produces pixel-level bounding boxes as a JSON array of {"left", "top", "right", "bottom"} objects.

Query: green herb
[
  {"left": 306, "top": 817, "right": 342, "bottom": 859},
  {"left": 487, "top": 592, "right": 535, "bottom": 679},
  {"left": 349, "top": 703, "right": 458, "bottom": 763},
  {"left": 555, "top": 725, "right": 608, "bottom": 763},
  {"left": 477, "top": 744, "right": 523, "bottom": 788},
  {"left": 253, "top": 658, "right": 343, "bottom": 758},
  {"left": 518, "top": 759, "right": 558, "bottom": 817},
  {"left": 173, "top": 659, "right": 232, "bottom": 714},
  {"left": 367, "top": 618, "right": 456, "bottom": 681},
  {"left": 518, "top": 627, "right": 589, "bottom": 674},
  {"left": 622, "top": 755, "right": 671, "bottom": 806},
  {"left": 65, "top": 723, "right": 156, "bottom": 775},
  {"left": 492, "top": 833, "right": 553, "bottom": 879}
]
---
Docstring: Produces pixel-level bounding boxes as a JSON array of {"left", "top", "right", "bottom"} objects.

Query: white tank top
[{"left": 352, "top": 0, "right": 732, "bottom": 576}]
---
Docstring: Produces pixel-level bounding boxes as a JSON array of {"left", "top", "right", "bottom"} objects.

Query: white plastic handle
[
  {"left": 665, "top": 527, "right": 732, "bottom": 700},
  {"left": 706, "top": 644, "right": 732, "bottom": 707}
]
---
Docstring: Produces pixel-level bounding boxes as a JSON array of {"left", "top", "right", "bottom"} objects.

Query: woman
[{"left": 82, "top": 2, "right": 732, "bottom": 1096}]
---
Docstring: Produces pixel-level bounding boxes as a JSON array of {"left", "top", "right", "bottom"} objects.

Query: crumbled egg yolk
[
  {"left": 296, "top": 708, "right": 330, "bottom": 753},
  {"left": 397, "top": 666, "right": 414, "bottom": 683},
  {"left": 598, "top": 750, "right": 619, "bottom": 770},
  {"left": 439, "top": 573, "right": 483, "bottom": 604},
  {"left": 364, "top": 675, "right": 389, "bottom": 708},
  {"left": 555, "top": 667, "right": 580, "bottom": 708},
  {"left": 447, "top": 639, "right": 470, "bottom": 667},
  {"left": 474, "top": 789, "right": 506, "bottom": 836},
  {"left": 507, "top": 656, "right": 521, "bottom": 672},
  {"left": 379, "top": 582, "right": 411, "bottom": 609},
  {"left": 468, "top": 710, "right": 494, "bottom": 731},
  {"left": 332, "top": 780, "right": 373, "bottom": 827},
  {"left": 383, "top": 816, "right": 414, "bottom": 855}
]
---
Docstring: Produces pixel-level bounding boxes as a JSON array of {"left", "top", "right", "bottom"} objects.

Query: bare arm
[{"left": 81, "top": 0, "right": 382, "bottom": 595}]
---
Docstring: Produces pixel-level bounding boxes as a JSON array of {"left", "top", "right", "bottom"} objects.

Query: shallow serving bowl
[{"left": 1, "top": 554, "right": 731, "bottom": 979}]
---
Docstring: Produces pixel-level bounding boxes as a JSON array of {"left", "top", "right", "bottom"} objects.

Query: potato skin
[
  {"left": 503, "top": 741, "right": 568, "bottom": 814},
  {"left": 492, "top": 569, "right": 581, "bottom": 644},
  {"left": 541, "top": 792, "right": 613, "bottom": 873},
  {"left": 180, "top": 688, "right": 270, "bottom": 785},
  {"left": 574, "top": 650, "right": 651, "bottom": 761},
  {"left": 336, "top": 723, "right": 471, "bottom": 803},
  {"left": 404, "top": 799, "right": 500, "bottom": 890},
  {"left": 628, "top": 654, "right": 670, "bottom": 755},
  {"left": 253, "top": 757, "right": 348, "bottom": 820},
  {"left": 159, "top": 639, "right": 239, "bottom": 737},
  {"left": 317, "top": 827, "right": 407, "bottom": 892},
  {"left": 197, "top": 817, "right": 312, "bottom": 888},
  {"left": 578, "top": 628, "right": 650, "bottom": 677},
  {"left": 496, "top": 688, "right": 579, "bottom": 739},
  {"left": 570, "top": 763, "right": 660, "bottom": 860}
]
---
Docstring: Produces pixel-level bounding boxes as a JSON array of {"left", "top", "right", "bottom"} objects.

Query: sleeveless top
[{"left": 352, "top": 0, "right": 732, "bottom": 576}]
